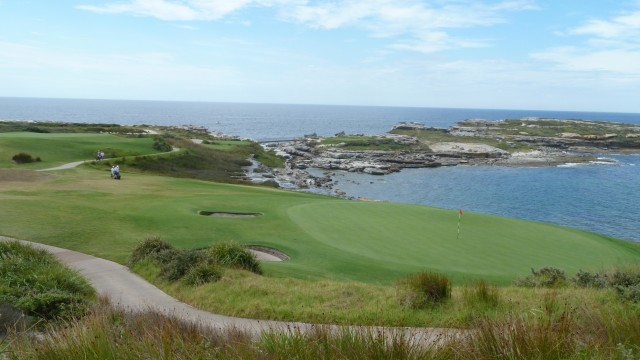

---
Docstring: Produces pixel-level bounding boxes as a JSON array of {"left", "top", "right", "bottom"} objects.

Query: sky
[{"left": 1, "top": 0, "right": 640, "bottom": 112}]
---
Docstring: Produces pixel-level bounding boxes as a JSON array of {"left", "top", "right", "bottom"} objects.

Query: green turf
[
  {"left": 1, "top": 132, "right": 639, "bottom": 285},
  {"left": 0, "top": 132, "right": 160, "bottom": 169},
  {"left": 1, "top": 165, "right": 638, "bottom": 285}
]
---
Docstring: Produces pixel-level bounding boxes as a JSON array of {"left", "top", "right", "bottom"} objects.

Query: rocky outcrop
[{"left": 263, "top": 117, "right": 640, "bottom": 195}]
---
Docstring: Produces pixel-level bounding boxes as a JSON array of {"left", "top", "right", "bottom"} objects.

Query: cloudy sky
[{"left": 1, "top": 0, "right": 639, "bottom": 112}]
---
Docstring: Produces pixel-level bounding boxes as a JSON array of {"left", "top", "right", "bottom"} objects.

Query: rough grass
[
  {"left": 6, "top": 297, "right": 640, "bottom": 359},
  {"left": 0, "top": 241, "right": 95, "bottom": 322},
  {"left": 391, "top": 128, "right": 533, "bottom": 152},
  {"left": 130, "top": 261, "right": 638, "bottom": 329},
  {"left": 320, "top": 136, "right": 411, "bottom": 151}
]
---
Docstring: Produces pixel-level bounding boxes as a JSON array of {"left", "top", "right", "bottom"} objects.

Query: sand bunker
[
  {"left": 199, "top": 211, "right": 263, "bottom": 218},
  {"left": 246, "top": 245, "right": 289, "bottom": 262}
]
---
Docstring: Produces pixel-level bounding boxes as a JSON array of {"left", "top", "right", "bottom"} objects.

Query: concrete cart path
[{"left": 0, "top": 237, "right": 461, "bottom": 345}]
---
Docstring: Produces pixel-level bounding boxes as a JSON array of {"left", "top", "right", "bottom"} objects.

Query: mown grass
[
  {"left": 1, "top": 160, "right": 638, "bottom": 285},
  {"left": 0, "top": 132, "right": 161, "bottom": 169}
]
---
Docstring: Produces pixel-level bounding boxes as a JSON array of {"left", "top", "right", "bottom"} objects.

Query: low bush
[
  {"left": 15, "top": 292, "right": 89, "bottom": 320},
  {"left": 130, "top": 237, "right": 221, "bottom": 284},
  {"left": 396, "top": 271, "right": 451, "bottom": 309},
  {"left": 571, "top": 268, "right": 640, "bottom": 302},
  {"left": 128, "top": 237, "right": 175, "bottom": 266},
  {"left": 11, "top": 152, "right": 41, "bottom": 164},
  {"left": 572, "top": 270, "right": 608, "bottom": 288},
  {"left": 0, "top": 241, "right": 94, "bottom": 321},
  {"left": 183, "top": 263, "right": 223, "bottom": 286},
  {"left": 159, "top": 249, "right": 206, "bottom": 281},
  {"left": 209, "top": 242, "right": 262, "bottom": 274},
  {"left": 514, "top": 267, "right": 567, "bottom": 288},
  {"left": 152, "top": 136, "right": 173, "bottom": 152}
]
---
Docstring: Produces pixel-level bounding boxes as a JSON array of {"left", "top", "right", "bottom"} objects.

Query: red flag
[{"left": 459, "top": 209, "right": 463, "bottom": 215}]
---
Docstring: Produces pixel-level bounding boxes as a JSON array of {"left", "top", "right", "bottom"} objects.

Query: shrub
[
  {"left": 572, "top": 270, "right": 608, "bottom": 288},
  {"left": 159, "top": 249, "right": 206, "bottom": 281},
  {"left": 15, "top": 292, "right": 89, "bottom": 320},
  {"left": 609, "top": 269, "right": 640, "bottom": 288},
  {"left": 152, "top": 136, "right": 173, "bottom": 152},
  {"left": 209, "top": 242, "right": 262, "bottom": 274},
  {"left": 0, "top": 242, "right": 94, "bottom": 321},
  {"left": 11, "top": 152, "right": 41, "bottom": 164},
  {"left": 183, "top": 263, "right": 223, "bottom": 286},
  {"left": 463, "top": 280, "right": 500, "bottom": 308},
  {"left": 396, "top": 272, "right": 451, "bottom": 309},
  {"left": 514, "top": 267, "right": 567, "bottom": 288},
  {"left": 129, "top": 237, "right": 175, "bottom": 266}
]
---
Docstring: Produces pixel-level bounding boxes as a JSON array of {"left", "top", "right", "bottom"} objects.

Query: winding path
[
  {"left": 0, "top": 236, "right": 459, "bottom": 345},
  {"left": 3, "top": 147, "right": 462, "bottom": 345}
]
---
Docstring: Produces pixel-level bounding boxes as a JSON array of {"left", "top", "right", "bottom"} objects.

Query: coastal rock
[{"left": 429, "top": 142, "right": 509, "bottom": 158}]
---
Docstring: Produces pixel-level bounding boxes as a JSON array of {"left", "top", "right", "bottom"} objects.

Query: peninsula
[{"left": 264, "top": 117, "right": 640, "bottom": 191}]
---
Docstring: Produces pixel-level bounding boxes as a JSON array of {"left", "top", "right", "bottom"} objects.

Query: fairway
[
  {"left": 0, "top": 132, "right": 161, "bottom": 169},
  {"left": 1, "top": 160, "right": 639, "bottom": 284}
]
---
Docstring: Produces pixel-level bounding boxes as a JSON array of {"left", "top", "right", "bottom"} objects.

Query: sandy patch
[
  {"left": 430, "top": 142, "right": 508, "bottom": 156},
  {"left": 246, "top": 245, "right": 289, "bottom": 262}
]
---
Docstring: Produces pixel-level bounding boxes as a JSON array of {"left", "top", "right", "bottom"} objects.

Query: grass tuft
[
  {"left": 209, "top": 241, "right": 262, "bottom": 275},
  {"left": 396, "top": 272, "right": 451, "bottom": 309},
  {"left": 462, "top": 280, "right": 500, "bottom": 309}
]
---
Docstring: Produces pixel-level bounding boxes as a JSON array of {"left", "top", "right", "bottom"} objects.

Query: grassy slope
[
  {"left": 1, "top": 166, "right": 638, "bottom": 285},
  {"left": 1, "top": 132, "right": 639, "bottom": 285},
  {"left": 0, "top": 132, "right": 160, "bottom": 169}
]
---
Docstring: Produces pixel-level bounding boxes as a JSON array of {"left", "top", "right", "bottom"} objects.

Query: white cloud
[
  {"left": 78, "top": 0, "right": 537, "bottom": 53},
  {"left": 282, "top": 0, "right": 537, "bottom": 53},
  {"left": 534, "top": 7, "right": 640, "bottom": 77},
  {"left": 78, "top": 0, "right": 265, "bottom": 21},
  {"left": 570, "top": 10, "right": 640, "bottom": 40},
  {"left": 533, "top": 47, "right": 640, "bottom": 74}
]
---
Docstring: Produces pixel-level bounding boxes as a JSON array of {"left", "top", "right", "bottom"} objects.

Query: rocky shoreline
[{"left": 245, "top": 117, "right": 640, "bottom": 195}]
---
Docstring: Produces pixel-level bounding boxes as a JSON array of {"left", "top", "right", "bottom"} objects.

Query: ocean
[{"left": 1, "top": 97, "right": 639, "bottom": 242}]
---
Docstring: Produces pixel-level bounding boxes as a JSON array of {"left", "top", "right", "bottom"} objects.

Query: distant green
[{"left": 0, "top": 132, "right": 159, "bottom": 169}]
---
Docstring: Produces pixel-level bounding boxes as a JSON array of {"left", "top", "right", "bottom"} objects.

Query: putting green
[{"left": 287, "top": 201, "right": 640, "bottom": 283}]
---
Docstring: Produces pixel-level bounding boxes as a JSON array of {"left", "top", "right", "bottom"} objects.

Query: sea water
[{"left": 1, "top": 97, "right": 639, "bottom": 242}]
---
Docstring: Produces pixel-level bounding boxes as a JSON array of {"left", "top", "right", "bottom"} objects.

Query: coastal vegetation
[
  {"left": 0, "top": 241, "right": 95, "bottom": 333},
  {"left": 1, "top": 121, "right": 640, "bottom": 358}
]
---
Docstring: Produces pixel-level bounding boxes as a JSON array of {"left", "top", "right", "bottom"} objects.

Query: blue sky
[{"left": 1, "top": 0, "right": 639, "bottom": 112}]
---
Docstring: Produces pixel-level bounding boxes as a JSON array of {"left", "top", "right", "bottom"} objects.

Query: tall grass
[
  {"left": 7, "top": 300, "right": 442, "bottom": 359},
  {"left": 7, "top": 298, "right": 640, "bottom": 359},
  {"left": 396, "top": 272, "right": 451, "bottom": 309},
  {"left": 209, "top": 241, "right": 262, "bottom": 274}
]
